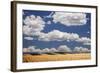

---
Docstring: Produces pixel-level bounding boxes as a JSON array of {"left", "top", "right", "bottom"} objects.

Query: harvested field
[{"left": 23, "top": 53, "right": 91, "bottom": 62}]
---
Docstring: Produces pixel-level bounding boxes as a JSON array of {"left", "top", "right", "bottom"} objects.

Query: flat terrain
[{"left": 23, "top": 53, "right": 91, "bottom": 62}]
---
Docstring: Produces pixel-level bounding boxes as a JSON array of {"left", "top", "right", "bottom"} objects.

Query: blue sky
[{"left": 22, "top": 10, "right": 91, "bottom": 51}]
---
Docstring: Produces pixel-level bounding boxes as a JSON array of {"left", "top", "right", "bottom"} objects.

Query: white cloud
[
  {"left": 47, "top": 21, "right": 51, "bottom": 25},
  {"left": 42, "top": 48, "right": 50, "bottom": 53},
  {"left": 50, "top": 48, "right": 58, "bottom": 52},
  {"left": 23, "top": 25, "right": 33, "bottom": 35},
  {"left": 23, "top": 45, "right": 90, "bottom": 54},
  {"left": 63, "top": 32, "right": 79, "bottom": 41},
  {"left": 83, "top": 43, "right": 91, "bottom": 45},
  {"left": 44, "top": 12, "right": 54, "bottom": 18},
  {"left": 23, "top": 45, "right": 72, "bottom": 53},
  {"left": 27, "top": 46, "right": 57, "bottom": 54},
  {"left": 46, "top": 30, "right": 64, "bottom": 40},
  {"left": 32, "top": 49, "right": 42, "bottom": 53},
  {"left": 23, "top": 47, "right": 42, "bottom": 53},
  {"left": 27, "top": 46, "right": 43, "bottom": 53},
  {"left": 28, "top": 46, "right": 35, "bottom": 49},
  {"left": 52, "top": 12, "right": 87, "bottom": 26},
  {"left": 23, "top": 15, "right": 45, "bottom": 35},
  {"left": 42, "top": 48, "right": 58, "bottom": 53},
  {"left": 42, "top": 46, "right": 72, "bottom": 53},
  {"left": 57, "top": 45, "right": 72, "bottom": 52},
  {"left": 23, "top": 26, "right": 91, "bottom": 45},
  {"left": 74, "top": 47, "right": 90, "bottom": 53},
  {"left": 31, "top": 30, "right": 90, "bottom": 46},
  {"left": 23, "top": 15, "right": 90, "bottom": 46},
  {"left": 23, "top": 48, "right": 31, "bottom": 53},
  {"left": 24, "top": 37, "right": 33, "bottom": 40},
  {"left": 38, "top": 30, "right": 79, "bottom": 41},
  {"left": 76, "top": 37, "right": 91, "bottom": 45}
]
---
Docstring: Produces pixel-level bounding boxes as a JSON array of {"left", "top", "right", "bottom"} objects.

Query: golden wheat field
[{"left": 23, "top": 53, "right": 91, "bottom": 62}]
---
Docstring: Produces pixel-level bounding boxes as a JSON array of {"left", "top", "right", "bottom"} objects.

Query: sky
[{"left": 22, "top": 10, "right": 91, "bottom": 53}]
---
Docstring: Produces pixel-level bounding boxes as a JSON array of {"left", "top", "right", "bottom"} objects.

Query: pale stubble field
[{"left": 23, "top": 53, "right": 91, "bottom": 62}]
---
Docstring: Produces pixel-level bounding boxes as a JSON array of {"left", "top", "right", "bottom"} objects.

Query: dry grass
[{"left": 23, "top": 53, "right": 91, "bottom": 62}]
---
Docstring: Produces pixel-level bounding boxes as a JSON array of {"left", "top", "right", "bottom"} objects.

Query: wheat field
[{"left": 23, "top": 53, "right": 91, "bottom": 62}]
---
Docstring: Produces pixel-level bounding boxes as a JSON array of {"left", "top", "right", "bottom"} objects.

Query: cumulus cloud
[
  {"left": 42, "top": 48, "right": 51, "bottom": 53},
  {"left": 23, "top": 25, "right": 33, "bottom": 36},
  {"left": 38, "top": 30, "right": 79, "bottom": 41},
  {"left": 23, "top": 48, "right": 31, "bottom": 53},
  {"left": 23, "top": 27, "right": 91, "bottom": 45},
  {"left": 23, "top": 46, "right": 42, "bottom": 54},
  {"left": 74, "top": 47, "right": 90, "bottom": 53},
  {"left": 42, "top": 46, "right": 71, "bottom": 53},
  {"left": 23, "top": 15, "right": 45, "bottom": 35},
  {"left": 23, "top": 45, "right": 91, "bottom": 54},
  {"left": 41, "top": 48, "right": 58, "bottom": 53},
  {"left": 57, "top": 45, "right": 72, "bottom": 52},
  {"left": 62, "top": 32, "right": 79, "bottom": 41},
  {"left": 23, "top": 46, "right": 44, "bottom": 53},
  {"left": 83, "top": 43, "right": 91, "bottom": 45},
  {"left": 24, "top": 37, "right": 33, "bottom": 40},
  {"left": 47, "top": 21, "right": 51, "bottom": 25},
  {"left": 44, "top": 12, "right": 54, "bottom": 18},
  {"left": 23, "top": 14, "right": 90, "bottom": 46},
  {"left": 23, "top": 45, "right": 72, "bottom": 54},
  {"left": 52, "top": 12, "right": 87, "bottom": 26},
  {"left": 25, "top": 29, "right": 90, "bottom": 45},
  {"left": 50, "top": 48, "right": 58, "bottom": 52},
  {"left": 28, "top": 46, "right": 35, "bottom": 49},
  {"left": 76, "top": 37, "right": 91, "bottom": 45},
  {"left": 32, "top": 49, "right": 42, "bottom": 53},
  {"left": 24, "top": 46, "right": 43, "bottom": 54},
  {"left": 45, "top": 30, "right": 64, "bottom": 41}
]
